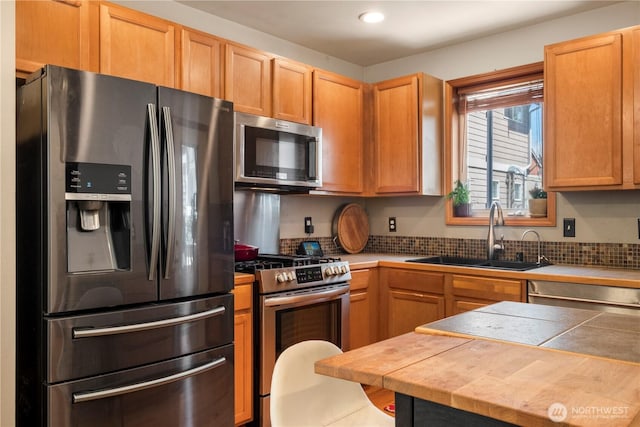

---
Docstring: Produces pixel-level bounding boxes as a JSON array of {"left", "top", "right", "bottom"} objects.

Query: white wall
[
  {"left": 1, "top": 1, "right": 15, "bottom": 425},
  {"left": 281, "top": 1, "right": 640, "bottom": 245}
]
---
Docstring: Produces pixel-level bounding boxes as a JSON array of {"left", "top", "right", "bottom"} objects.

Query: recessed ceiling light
[{"left": 358, "top": 11, "right": 385, "bottom": 24}]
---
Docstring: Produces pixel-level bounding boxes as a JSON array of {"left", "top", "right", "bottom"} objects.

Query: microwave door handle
[
  {"left": 147, "top": 104, "right": 161, "bottom": 281},
  {"left": 72, "top": 357, "right": 226, "bottom": 403},
  {"left": 161, "top": 106, "right": 177, "bottom": 279}
]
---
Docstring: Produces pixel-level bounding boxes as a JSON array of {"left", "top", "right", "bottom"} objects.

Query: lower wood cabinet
[
  {"left": 348, "top": 269, "right": 378, "bottom": 350},
  {"left": 379, "top": 268, "right": 445, "bottom": 340},
  {"left": 446, "top": 274, "right": 525, "bottom": 317},
  {"left": 232, "top": 279, "right": 253, "bottom": 426}
]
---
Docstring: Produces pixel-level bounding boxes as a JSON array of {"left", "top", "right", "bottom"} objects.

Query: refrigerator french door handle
[
  {"left": 147, "top": 103, "right": 161, "bottom": 281},
  {"left": 72, "top": 306, "right": 226, "bottom": 339},
  {"left": 72, "top": 356, "right": 226, "bottom": 403},
  {"left": 162, "top": 106, "right": 177, "bottom": 279}
]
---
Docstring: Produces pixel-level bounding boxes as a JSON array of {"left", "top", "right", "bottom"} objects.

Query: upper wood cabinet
[
  {"left": 544, "top": 25, "right": 639, "bottom": 190},
  {"left": 634, "top": 27, "right": 640, "bottom": 185},
  {"left": 225, "top": 42, "right": 272, "bottom": 116},
  {"left": 181, "top": 28, "right": 224, "bottom": 98},
  {"left": 16, "top": 0, "right": 99, "bottom": 78},
  {"left": 272, "top": 58, "right": 312, "bottom": 124},
  {"left": 99, "top": 2, "right": 178, "bottom": 87},
  {"left": 313, "top": 70, "right": 365, "bottom": 193},
  {"left": 372, "top": 73, "right": 443, "bottom": 195}
]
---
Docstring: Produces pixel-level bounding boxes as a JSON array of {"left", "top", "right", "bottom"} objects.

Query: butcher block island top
[{"left": 315, "top": 303, "right": 640, "bottom": 427}]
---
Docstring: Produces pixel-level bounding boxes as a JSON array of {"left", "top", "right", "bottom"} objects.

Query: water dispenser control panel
[{"left": 66, "top": 162, "right": 131, "bottom": 195}]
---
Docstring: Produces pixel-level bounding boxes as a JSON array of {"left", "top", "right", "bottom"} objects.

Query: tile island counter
[{"left": 315, "top": 302, "right": 640, "bottom": 426}]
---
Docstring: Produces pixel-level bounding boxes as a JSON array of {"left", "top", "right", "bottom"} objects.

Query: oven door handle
[
  {"left": 72, "top": 357, "right": 226, "bottom": 403},
  {"left": 264, "top": 286, "right": 349, "bottom": 307}
]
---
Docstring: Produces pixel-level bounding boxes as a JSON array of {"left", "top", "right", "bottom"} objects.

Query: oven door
[{"left": 259, "top": 283, "right": 349, "bottom": 396}]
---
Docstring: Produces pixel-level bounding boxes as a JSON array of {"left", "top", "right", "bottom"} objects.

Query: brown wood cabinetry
[
  {"left": 181, "top": 28, "right": 224, "bottom": 98},
  {"left": 16, "top": 0, "right": 99, "bottom": 78},
  {"left": 446, "top": 274, "right": 524, "bottom": 317},
  {"left": 100, "top": 2, "right": 178, "bottom": 87},
  {"left": 313, "top": 70, "right": 365, "bottom": 193},
  {"left": 272, "top": 58, "right": 312, "bottom": 124},
  {"left": 225, "top": 42, "right": 272, "bottom": 116},
  {"left": 348, "top": 269, "right": 378, "bottom": 350},
  {"left": 379, "top": 268, "right": 445, "bottom": 339},
  {"left": 232, "top": 280, "right": 253, "bottom": 426},
  {"left": 372, "top": 73, "right": 443, "bottom": 195},
  {"left": 545, "top": 25, "right": 639, "bottom": 190}
]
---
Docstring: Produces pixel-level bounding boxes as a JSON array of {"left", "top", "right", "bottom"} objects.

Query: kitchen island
[{"left": 315, "top": 302, "right": 640, "bottom": 426}]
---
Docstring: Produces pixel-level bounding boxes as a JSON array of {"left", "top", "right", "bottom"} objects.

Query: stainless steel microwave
[{"left": 234, "top": 112, "right": 322, "bottom": 191}]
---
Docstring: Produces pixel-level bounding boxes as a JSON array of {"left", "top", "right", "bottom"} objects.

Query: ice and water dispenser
[{"left": 66, "top": 162, "right": 132, "bottom": 272}]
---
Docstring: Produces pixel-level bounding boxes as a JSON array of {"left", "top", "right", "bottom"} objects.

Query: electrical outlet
[
  {"left": 563, "top": 218, "right": 576, "bottom": 237},
  {"left": 304, "top": 217, "right": 314, "bottom": 234},
  {"left": 388, "top": 217, "right": 397, "bottom": 232}
]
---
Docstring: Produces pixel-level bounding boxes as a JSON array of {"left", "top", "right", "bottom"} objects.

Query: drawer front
[
  {"left": 349, "top": 269, "right": 371, "bottom": 291},
  {"left": 48, "top": 294, "right": 233, "bottom": 383},
  {"left": 384, "top": 268, "right": 444, "bottom": 294},
  {"left": 233, "top": 283, "right": 253, "bottom": 311},
  {"left": 452, "top": 275, "right": 522, "bottom": 301}
]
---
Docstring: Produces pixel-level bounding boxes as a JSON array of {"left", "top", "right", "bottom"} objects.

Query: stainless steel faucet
[
  {"left": 521, "top": 229, "right": 545, "bottom": 265},
  {"left": 487, "top": 201, "right": 505, "bottom": 260}
]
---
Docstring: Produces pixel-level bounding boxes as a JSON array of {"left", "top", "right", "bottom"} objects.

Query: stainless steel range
[{"left": 236, "top": 254, "right": 351, "bottom": 427}]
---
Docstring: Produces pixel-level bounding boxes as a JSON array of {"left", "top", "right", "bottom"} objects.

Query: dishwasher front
[{"left": 528, "top": 280, "right": 640, "bottom": 316}]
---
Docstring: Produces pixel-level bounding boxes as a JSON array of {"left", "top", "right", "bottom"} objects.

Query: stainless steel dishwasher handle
[
  {"left": 72, "top": 357, "right": 226, "bottom": 403},
  {"left": 72, "top": 306, "right": 226, "bottom": 338},
  {"left": 531, "top": 293, "right": 640, "bottom": 309},
  {"left": 264, "top": 286, "right": 348, "bottom": 307}
]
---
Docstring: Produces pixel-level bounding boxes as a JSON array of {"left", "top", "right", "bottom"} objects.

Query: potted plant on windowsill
[
  {"left": 447, "top": 180, "right": 472, "bottom": 217},
  {"left": 528, "top": 185, "right": 547, "bottom": 217}
]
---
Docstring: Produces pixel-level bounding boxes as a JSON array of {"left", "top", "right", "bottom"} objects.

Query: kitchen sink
[{"left": 405, "top": 256, "right": 545, "bottom": 271}]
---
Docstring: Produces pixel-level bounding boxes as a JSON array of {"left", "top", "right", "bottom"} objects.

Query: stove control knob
[
  {"left": 276, "top": 273, "right": 287, "bottom": 283},
  {"left": 339, "top": 265, "right": 348, "bottom": 274},
  {"left": 323, "top": 267, "right": 333, "bottom": 277},
  {"left": 287, "top": 272, "right": 296, "bottom": 282}
]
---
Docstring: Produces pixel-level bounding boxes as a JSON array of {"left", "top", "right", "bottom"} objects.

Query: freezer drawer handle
[
  {"left": 72, "top": 306, "right": 226, "bottom": 339},
  {"left": 72, "top": 356, "right": 226, "bottom": 403}
]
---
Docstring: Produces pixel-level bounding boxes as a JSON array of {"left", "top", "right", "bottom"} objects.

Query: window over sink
[{"left": 445, "top": 62, "right": 556, "bottom": 226}]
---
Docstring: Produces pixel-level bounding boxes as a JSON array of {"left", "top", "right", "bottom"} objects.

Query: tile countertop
[
  {"left": 339, "top": 253, "right": 640, "bottom": 289},
  {"left": 416, "top": 301, "right": 640, "bottom": 363},
  {"left": 316, "top": 303, "right": 640, "bottom": 427}
]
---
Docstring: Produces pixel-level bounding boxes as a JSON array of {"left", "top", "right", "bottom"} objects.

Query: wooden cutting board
[{"left": 334, "top": 203, "right": 369, "bottom": 254}]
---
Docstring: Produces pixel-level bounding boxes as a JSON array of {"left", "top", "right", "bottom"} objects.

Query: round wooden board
[{"left": 334, "top": 203, "right": 369, "bottom": 254}]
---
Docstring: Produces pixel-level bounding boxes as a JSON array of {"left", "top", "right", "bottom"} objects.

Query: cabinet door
[
  {"left": 100, "top": 2, "right": 178, "bottom": 87},
  {"left": 447, "top": 274, "right": 523, "bottom": 317},
  {"left": 313, "top": 70, "right": 365, "bottom": 193},
  {"left": 272, "top": 58, "right": 312, "bottom": 124},
  {"left": 373, "top": 75, "right": 420, "bottom": 194},
  {"left": 181, "top": 28, "right": 223, "bottom": 98},
  {"left": 387, "top": 290, "right": 445, "bottom": 338},
  {"left": 380, "top": 268, "right": 445, "bottom": 339},
  {"left": 16, "top": 0, "right": 99, "bottom": 78},
  {"left": 633, "top": 27, "right": 640, "bottom": 185},
  {"left": 225, "top": 43, "right": 272, "bottom": 116},
  {"left": 348, "top": 269, "right": 377, "bottom": 349},
  {"left": 544, "top": 32, "right": 624, "bottom": 188},
  {"left": 232, "top": 283, "right": 253, "bottom": 426}
]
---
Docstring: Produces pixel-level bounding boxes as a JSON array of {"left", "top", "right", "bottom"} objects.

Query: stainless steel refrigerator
[{"left": 16, "top": 65, "right": 235, "bottom": 426}]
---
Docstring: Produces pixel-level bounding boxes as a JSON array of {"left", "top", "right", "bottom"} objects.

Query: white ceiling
[{"left": 178, "top": 1, "right": 618, "bottom": 66}]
